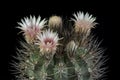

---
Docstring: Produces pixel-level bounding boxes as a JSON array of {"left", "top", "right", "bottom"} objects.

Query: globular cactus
[{"left": 11, "top": 11, "right": 107, "bottom": 80}]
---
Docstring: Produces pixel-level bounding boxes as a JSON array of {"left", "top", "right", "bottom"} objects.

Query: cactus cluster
[{"left": 11, "top": 11, "right": 107, "bottom": 80}]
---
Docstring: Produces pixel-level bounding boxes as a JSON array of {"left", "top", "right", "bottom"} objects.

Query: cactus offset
[{"left": 11, "top": 11, "right": 107, "bottom": 80}]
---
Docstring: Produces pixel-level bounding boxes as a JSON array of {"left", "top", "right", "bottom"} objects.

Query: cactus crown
[{"left": 11, "top": 11, "right": 107, "bottom": 80}]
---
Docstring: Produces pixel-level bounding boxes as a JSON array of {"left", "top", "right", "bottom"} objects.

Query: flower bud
[
  {"left": 66, "top": 40, "right": 78, "bottom": 58},
  {"left": 48, "top": 16, "right": 62, "bottom": 28}
]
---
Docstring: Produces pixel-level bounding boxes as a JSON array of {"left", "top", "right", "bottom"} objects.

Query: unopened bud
[
  {"left": 66, "top": 40, "right": 78, "bottom": 58},
  {"left": 66, "top": 40, "right": 77, "bottom": 52},
  {"left": 48, "top": 16, "right": 62, "bottom": 28}
]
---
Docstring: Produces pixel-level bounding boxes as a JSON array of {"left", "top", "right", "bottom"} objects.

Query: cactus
[{"left": 11, "top": 11, "right": 107, "bottom": 80}]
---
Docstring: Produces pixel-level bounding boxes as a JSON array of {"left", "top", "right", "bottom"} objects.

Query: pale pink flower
[
  {"left": 37, "top": 29, "right": 59, "bottom": 54},
  {"left": 18, "top": 16, "right": 47, "bottom": 43},
  {"left": 71, "top": 12, "right": 96, "bottom": 32}
]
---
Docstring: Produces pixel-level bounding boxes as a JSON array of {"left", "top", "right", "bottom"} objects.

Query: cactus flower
[
  {"left": 71, "top": 12, "right": 96, "bottom": 32},
  {"left": 18, "top": 16, "right": 47, "bottom": 43},
  {"left": 37, "top": 29, "right": 59, "bottom": 54}
]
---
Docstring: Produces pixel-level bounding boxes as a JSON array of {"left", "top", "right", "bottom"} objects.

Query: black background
[{"left": 2, "top": 1, "right": 118, "bottom": 80}]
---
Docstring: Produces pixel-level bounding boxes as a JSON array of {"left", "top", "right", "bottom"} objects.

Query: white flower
[
  {"left": 17, "top": 16, "right": 47, "bottom": 43},
  {"left": 37, "top": 29, "right": 59, "bottom": 54},
  {"left": 71, "top": 11, "right": 96, "bottom": 32}
]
